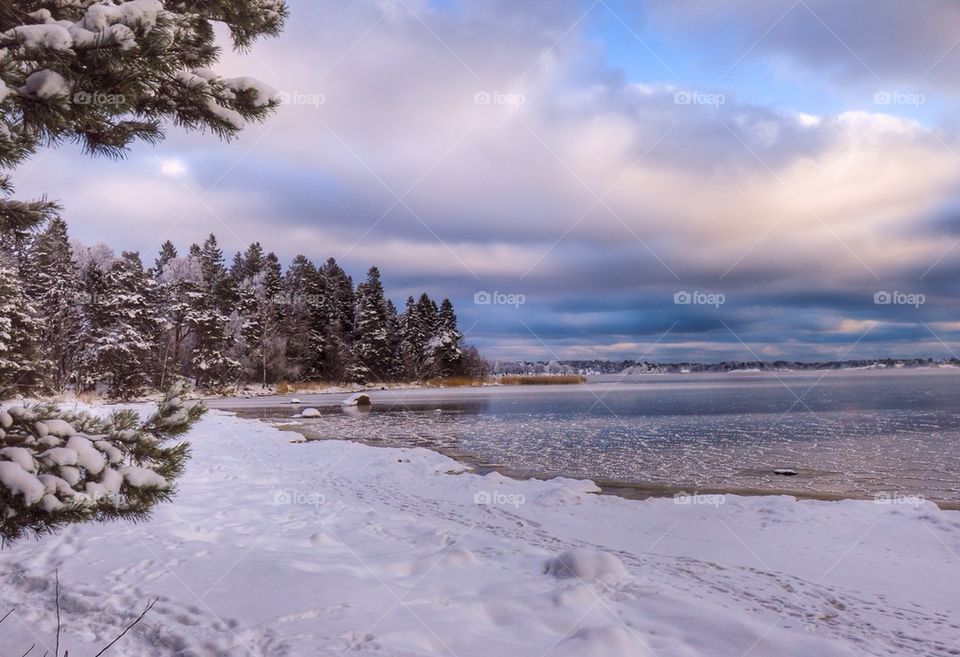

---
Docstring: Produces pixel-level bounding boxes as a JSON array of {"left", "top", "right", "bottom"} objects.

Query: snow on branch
[
  {"left": 0, "top": 380, "right": 204, "bottom": 543},
  {"left": 0, "top": 0, "right": 287, "bottom": 169}
]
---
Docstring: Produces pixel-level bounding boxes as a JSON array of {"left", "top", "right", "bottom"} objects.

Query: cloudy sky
[{"left": 15, "top": 0, "right": 960, "bottom": 361}]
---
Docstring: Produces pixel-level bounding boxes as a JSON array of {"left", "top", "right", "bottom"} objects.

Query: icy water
[{"left": 212, "top": 368, "right": 960, "bottom": 506}]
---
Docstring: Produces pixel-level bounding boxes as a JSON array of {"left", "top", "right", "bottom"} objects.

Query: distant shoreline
[{"left": 499, "top": 358, "right": 960, "bottom": 376}]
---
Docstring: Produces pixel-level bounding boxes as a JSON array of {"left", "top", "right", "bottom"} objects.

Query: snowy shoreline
[{"left": 1, "top": 408, "right": 958, "bottom": 656}]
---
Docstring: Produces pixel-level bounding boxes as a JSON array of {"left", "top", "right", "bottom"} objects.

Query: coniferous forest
[{"left": 1, "top": 220, "right": 483, "bottom": 399}]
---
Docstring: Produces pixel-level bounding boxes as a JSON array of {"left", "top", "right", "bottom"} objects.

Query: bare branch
[
  {"left": 54, "top": 571, "right": 61, "bottom": 657},
  {"left": 92, "top": 598, "right": 158, "bottom": 657}
]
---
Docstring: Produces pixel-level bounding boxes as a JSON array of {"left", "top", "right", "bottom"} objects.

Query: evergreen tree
[
  {"left": 230, "top": 242, "right": 265, "bottom": 282},
  {"left": 349, "top": 267, "right": 391, "bottom": 382},
  {"left": 233, "top": 278, "right": 264, "bottom": 381},
  {"left": 385, "top": 298, "right": 403, "bottom": 380},
  {"left": 30, "top": 218, "right": 81, "bottom": 390},
  {"left": 155, "top": 254, "right": 204, "bottom": 389},
  {"left": 399, "top": 296, "right": 423, "bottom": 380},
  {"left": 153, "top": 240, "right": 178, "bottom": 277},
  {"left": 0, "top": 256, "right": 42, "bottom": 392},
  {"left": 314, "top": 258, "right": 354, "bottom": 380},
  {"left": 281, "top": 254, "right": 319, "bottom": 379},
  {"left": 426, "top": 298, "right": 464, "bottom": 378},
  {"left": 232, "top": 257, "right": 285, "bottom": 387},
  {"left": 263, "top": 252, "right": 283, "bottom": 306},
  {"left": 198, "top": 234, "right": 234, "bottom": 309},
  {"left": 417, "top": 293, "right": 439, "bottom": 336},
  {"left": 75, "top": 253, "right": 161, "bottom": 399},
  {"left": 189, "top": 294, "right": 239, "bottom": 390},
  {"left": 190, "top": 235, "right": 238, "bottom": 389}
]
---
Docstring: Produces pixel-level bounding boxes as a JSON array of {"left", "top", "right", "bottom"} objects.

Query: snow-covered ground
[{"left": 1, "top": 408, "right": 958, "bottom": 656}]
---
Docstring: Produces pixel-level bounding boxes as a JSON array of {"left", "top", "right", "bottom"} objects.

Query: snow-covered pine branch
[
  {"left": 0, "top": 379, "right": 204, "bottom": 543},
  {"left": 0, "top": 0, "right": 288, "bottom": 232}
]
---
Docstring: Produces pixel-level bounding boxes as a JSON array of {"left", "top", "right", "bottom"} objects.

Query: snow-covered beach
[{"left": 1, "top": 406, "right": 958, "bottom": 657}]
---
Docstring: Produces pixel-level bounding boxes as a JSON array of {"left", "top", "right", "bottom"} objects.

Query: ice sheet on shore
[{"left": 0, "top": 408, "right": 958, "bottom": 656}]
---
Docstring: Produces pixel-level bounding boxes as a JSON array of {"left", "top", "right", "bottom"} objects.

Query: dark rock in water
[
  {"left": 341, "top": 393, "right": 371, "bottom": 407},
  {"left": 773, "top": 468, "right": 799, "bottom": 476}
]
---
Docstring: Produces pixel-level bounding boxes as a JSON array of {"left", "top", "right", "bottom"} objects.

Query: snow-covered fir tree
[
  {"left": 426, "top": 298, "right": 464, "bottom": 378},
  {"left": 74, "top": 252, "right": 161, "bottom": 399},
  {"left": 280, "top": 254, "right": 319, "bottom": 379},
  {"left": 230, "top": 242, "right": 266, "bottom": 282},
  {"left": 189, "top": 235, "right": 239, "bottom": 389},
  {"left": 232, "top": 250, "right": 285, "bottom": 387},
  {"left": 155, "top": 253, "right": 204, "bottom": 390},
  {"left": 0, "top": 256, "right": 42, "bottom": 392},
  {"left": 384, "top": 298, "right": 404, "bottom": 380},
  {"left": 314, "top": 258, "right": 354, "bottom": 380},
  {"left": 349, "top": 267, "right": 392, "bottom": 383},
  {"left": 400, "top": 296, "right": 427, "bottom": 380},
  {"left": 152, "top": 240, "right": 178, "bottom": 277},
  {"left": 30, "top": 217, "right": 82, "bottom": 390}
]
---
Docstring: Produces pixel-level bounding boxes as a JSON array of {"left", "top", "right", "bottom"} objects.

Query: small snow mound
[
  {"left": 300, "top": 408, "right": 321, "bottom": 418},
  {"left": 388, "top": 548, "right": 479, "bottom": 578},
  {"left": 553, "top": 626, "right": 653, "bottom": 657},
  {"left": 544, "top": 549, "right": 629, "bottom": 583},
  {"left": 435, "top": 547, "right": 477, "bottom": 568},
  {"left": 550, "top": 583, "right": 598, "bottom": 609},
  {"left": 341, "top": 393, "right": 371, "bottom": 407},
  {"left": 290, "top": 398, "right": 301, "bottom": 405},
  {"left": 309, "top": 532, "right": 338, "bottom": 547}
]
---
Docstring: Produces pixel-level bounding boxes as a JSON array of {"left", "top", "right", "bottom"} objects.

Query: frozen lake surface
[{"left": 211, "top": 368, "right": 960, "bottom": 506}]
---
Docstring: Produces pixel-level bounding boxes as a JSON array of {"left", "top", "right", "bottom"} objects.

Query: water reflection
[{"left": 226, "top": 370, "right": 960, "bottom": 506}]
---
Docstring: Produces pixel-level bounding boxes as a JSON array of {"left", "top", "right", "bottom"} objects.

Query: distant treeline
[
  {"left": 0, "top": 219, "right": 486, "bottom": 399},
  {"left": 495, "top": 358, "right": 960, "bottom": 375}
]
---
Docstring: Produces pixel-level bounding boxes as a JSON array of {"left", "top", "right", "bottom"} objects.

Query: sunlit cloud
[{"left": 26, "top": 0, "right": 960, "bottom": 361}]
